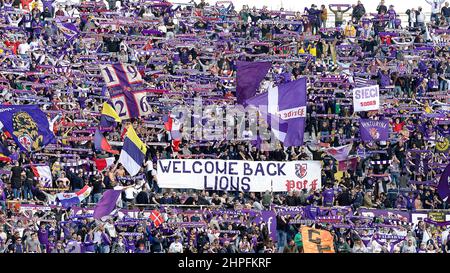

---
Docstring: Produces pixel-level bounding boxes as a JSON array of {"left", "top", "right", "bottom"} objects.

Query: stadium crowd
[{"left": 0, "top": 0, "right": 449, "bottom": 253}]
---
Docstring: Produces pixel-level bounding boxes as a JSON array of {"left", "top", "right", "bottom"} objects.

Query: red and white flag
[
  {"left": 94, "top": 157, "right": 115, "bottom": 171},
  {"left": 324, "top": 144, "right": 353, "bottom": 161},
  {"left": 31, "top": 165, "right": 53, "bottom": 187},
  {"left": 149, "top": 210, "right": 165, "bottom": 227}
]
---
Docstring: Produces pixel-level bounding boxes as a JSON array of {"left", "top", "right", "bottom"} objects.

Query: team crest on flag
[
  {"left": 295, "top": 163, "right": 308, "bottom": 179},
  {"left": 0, "top": 105, "right": 56, "bottom": 152},
  {"left": 359, "top": 119, "right": 389, "bottom": 142},
  {"left": 56, "top": 21, "right": 80, "bottom": 40},
  {"left": 436, "top": 130, "right": 450, "bottom": 153},
  {"left": 18, "top": 134, "right": 33, "bottom": 151},
  {"left": 13, "top": 111, "right": 43, "bottom": 152},
  {"left": 369, "top": 127, "right": 380, "bottom": 140}
]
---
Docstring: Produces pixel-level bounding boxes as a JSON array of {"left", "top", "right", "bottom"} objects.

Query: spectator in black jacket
[
  {"left": 442, "top": 2, "right": 450, "bottom": 23},
  {"left": 135, "top": 187, "right": 149, "bottom": 205},
  {"left": 285, "top": 191, "right": 297, "bottom": 206},
  {"left": 377, "top": 0, "right": 388, "bottom": 14},
  {"left": 352, "top": 1, "right": 366, "bottom": 23},
  {"left": 10, "top": 161, "right": 23, "bottom": 200},
  {"left": 150, "top": 233, "right": 164, "bottom": 253}
]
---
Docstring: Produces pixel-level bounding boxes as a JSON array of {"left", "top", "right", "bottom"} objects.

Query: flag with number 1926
[{"left": 100, "top": 63, "right": 143, "bottom": 89}]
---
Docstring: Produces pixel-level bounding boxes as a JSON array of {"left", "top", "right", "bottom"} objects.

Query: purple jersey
[
  {"left": 42, "top": 0, "right": 54, "bottom": 13},
  {"left": 322, "top": 189, "right": 335, "bottom": 206}
]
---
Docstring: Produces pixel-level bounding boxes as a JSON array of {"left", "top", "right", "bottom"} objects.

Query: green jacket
[
  {"left": 335, "top": 242, "right": 351, "bottom": 253},
  {"left": 239, "top": 11, "right": 249, "bottom": 22},
  {"left": 294, "top": 233, "right": 303, "bottom": 247}
]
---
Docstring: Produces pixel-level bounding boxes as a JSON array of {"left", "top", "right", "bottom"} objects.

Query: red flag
[
  {"left": 172, "top": 139, "right": 181, "bottom": 152},
  {"left": 94, "top": 157, "right": 115, "bottom": 171},
  {"left": 149, "top": 210, "right": 164, "bottom": 227},
  {"left": 338, "top": 157, "right": 358, "bottom": 171},
  {"left": 94, "top": 129, "right": 119, "bottom": 155},
  {"left": 0, "top": 156, "right": 11, "bottom": 163},
  {"left": 143, "top": 40, "right": 153, "bottom": 51},
  {"left": 2, "top": 130, "right": 12, "bottom": 139},
  {"left": 120, "top": 126, "right": 128, "bottom": 141},
  {"left": 164, "top": 116, "right": 173, "bottom": 131}
]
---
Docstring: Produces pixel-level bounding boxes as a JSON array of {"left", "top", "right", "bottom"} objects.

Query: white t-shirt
[
  {"left": 93, "top": 231, "right": 102, "bottom": 245},
  {"left": 422, "top": 230, "right": 431, "bottom": 244},
  {"left": 29, "top": 41, "right": 39, "bottom": 51},
  {"left": 417, "top": 12, "right": 425, "bottom": 23},
  {"left": 124, "top": 187, "right": 138, "bottom": 200},
  {"left": 67, "top": 8, "right": 80, "bottom": 18},
  {"left": 113, "top": 186, "right": 125, "bottom": 207},
  {"left": 368, "top": 240, "right": 383, "bottom": 253},
  {"left": 0, "top": 231, "right": 7, "bottom": 243},
  {"left": 158, "top": 25, "right": 167, "bottom": 33},
  {"left": 442, "top": 229, "right": 449, "bottom": 245},
  {"left": 18, "top": 43, "right": 31, "bottom": 55},
  {"left": 15, "top": 227, "right": 25, "bottom": 238},
  {"left": 168, "top": 242, "right": 183, "bottom": 253},
  {"left": 8, "top": 17, "right": 20, "bottom": 27},
  {"left": 104, "top": 223, "right": 117, "bottom": 238},
  {"left": 145, "top": 160, "right": 153, "bottom": 172}
]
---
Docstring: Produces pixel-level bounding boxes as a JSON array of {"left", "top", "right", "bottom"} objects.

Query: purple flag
[
  {"left": 303, "top": 205, "right": 321, "bottom": 220},
  {"left": 93, "top": 129, "right": 104, "bottom": 152},
  {"left": 246, "top": 78, "right": 307, "bottom": 147},
  {"left": 0, "top": 179, "right": 5, "bottom": 201},
  {"left": 99, "top": 115, "right": 117, "bottom": 128},
  {"left": 0, "top": 105, "right": 56, "bottom": 152},
  {"left": 437, "top": 163, "right": 450, "bottom": 201},
  {"left": 93, "top": 190, "right": 122, "bottom": 220},
  {"left": 56, "top": 21, "right": 79, "bottom": 40},
  {"left": 236, "top": 61, "right": 271, "bottom": 105},
  {"left": 359, "top": 119, "right": 390, "bottom": 142},
  {"left": 261, "top": 210, "right": 277, "bottom": 242}
]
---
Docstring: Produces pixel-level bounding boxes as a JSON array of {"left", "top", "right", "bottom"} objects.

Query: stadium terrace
[{"left": 0, "top": 0, "right": 449, "bottom": 255}]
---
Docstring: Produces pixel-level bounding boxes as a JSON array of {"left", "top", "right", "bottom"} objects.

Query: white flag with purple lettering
[{"left": 353, "top": 85, "right": 380, "bottom": 112}]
